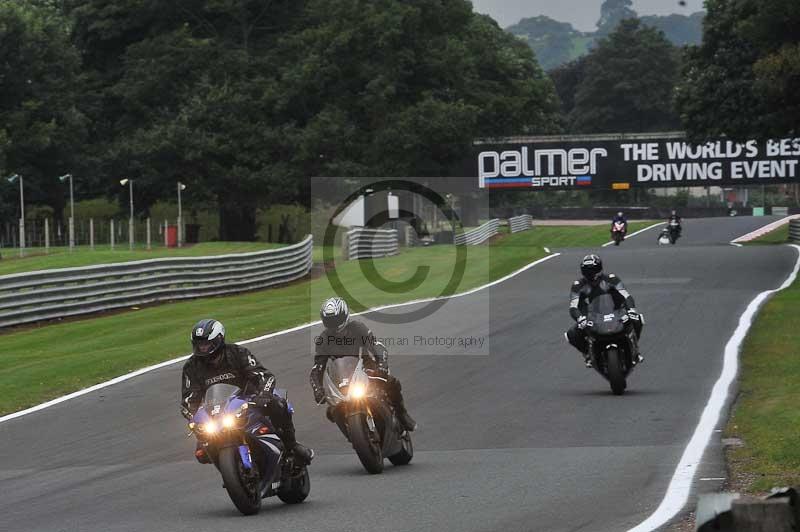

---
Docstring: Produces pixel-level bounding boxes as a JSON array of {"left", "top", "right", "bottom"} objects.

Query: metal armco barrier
[
  {"left": 454, "top": 219, "right": 500, "bottom": 245},
  {"left": 0, "top": 236, "right": 313, "bottom": 328},
  {"left": 790, "top": 219, "right": 800, "bottom": 243},
  {"left": 509, "top": 214, "right": 533, "bottom": 233},
  {"left": 345, "top": 227, "right": 399, "bottom": 260}
]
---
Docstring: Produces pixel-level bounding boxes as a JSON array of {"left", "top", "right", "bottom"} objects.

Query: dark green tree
[
  {"left": 676, "top": 0, "right": 800, "bottom": 140},
  {"left": 549, "top": 57, "right": 588, "bottom": 116},
  {"left": 569, "top": 18, "right": 680, "bottom": 133},
  {"left": 505, "top": 16, "right": 585, "bottom": 71},
  {"left": 595, "top": 0, "right": 637, "bottom": 37},
  {"left": 0, "top": 1, "right": 88, "bottom": 223}
]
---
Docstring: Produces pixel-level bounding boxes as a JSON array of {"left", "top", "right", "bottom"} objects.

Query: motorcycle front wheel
[
  {"left": 606, "top": 348, "right": 627, "bottom": 396},
  {"left": 348, "top": 412, "right": 384, "bottom": 474},
  {"left": 218, "top": 446, "right": 262, "bottom": 515}
]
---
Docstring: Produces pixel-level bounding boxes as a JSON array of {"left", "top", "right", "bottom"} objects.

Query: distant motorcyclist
[
  {"left": 310, "top": 297, "right": 417, "bottom": 432},
  {"left": 566, "top": 255, "right": 643, "bottom": 368},
  {"left": 667, "top": 210, "right": 682, "bottom": 236},
  {"left": 612, "top": 211, "right": 628, "bottom": 230},
  {"left": 181, "top": 319, "right": 314, "bottom": 465}
]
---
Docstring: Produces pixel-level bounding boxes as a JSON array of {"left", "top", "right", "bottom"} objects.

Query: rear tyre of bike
[
  {"left": 388, "top": 432, "right": 414, "bottom": 466},
  {"left": 277, "top": 466, "right": 310, "bottom": 504},
  {"left": 607, "top": 348, "right": 626, "bottom": 396},
  {"left": 218, "top": 447, "right": 261, "bottom": 515},
  {"left": 348, "top": 413, "right": 383, "bottom": 474}
]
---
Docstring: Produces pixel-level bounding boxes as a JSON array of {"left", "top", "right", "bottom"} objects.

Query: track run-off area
[{"left": 0, "top": 216, "right": 797, "bottom": 532}]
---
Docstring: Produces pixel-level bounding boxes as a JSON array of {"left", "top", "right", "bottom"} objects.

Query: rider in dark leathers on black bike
[
  {"left": 565, "top": 255, "right": 644, "bottom": 368},
  {"left": 309, "top": 297, "right": 417, "bottom": 432},
  {"left": 181, "top": 318, "right": 314, "bottom": 465},
  {"left": 667, "top": 210, "right": 682, "bottom": 237}
]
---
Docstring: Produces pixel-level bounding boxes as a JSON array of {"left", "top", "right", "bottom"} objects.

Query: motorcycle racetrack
[{"left": 0, "top": 216, "right": 796, "bottom": 532}]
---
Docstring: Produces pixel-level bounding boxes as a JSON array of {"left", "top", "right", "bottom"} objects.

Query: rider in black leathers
[
  {"left": 667, "top": 210, "right": 682, "bottom": 237},
  {"left": 565, "top": 255, "right": 644, "bottom": 368},
  {"left": 309, "top": 297, "right": 417, "bottom": 432},
  {"left": 181, "top": 318, "right": 314, "bottom": 465}
]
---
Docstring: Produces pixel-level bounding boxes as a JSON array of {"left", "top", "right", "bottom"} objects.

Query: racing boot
[
  {"left": 395, "top": 401, "right": 417, "bottom": 432},
  {"left": 281, "top": 425, "right": 314, "bottom": 466},
  {"left": 582, "top": 351, "right": 593, "bottom": 368},
  {"left": 628, "top": 330, "right": 644, "bottom": 365}
]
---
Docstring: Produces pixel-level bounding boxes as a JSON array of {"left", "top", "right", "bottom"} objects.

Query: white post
[
  {"left": 146, "top": 218, "right": 151, "bottom": 250},
  {"left": 18, "top": 218, "right": 24, "bottom": 257},
  {"left": 129, "top": 218, "right": 134, "bottom": 250},
  {"left": 89, "top": 218, "right": 94, "bottom": 250},
  {"left": 18, "top": 175, "right": 25, "bottom": 257},
  {"left": 69, "top": 174, "right": 75, "bottom": 251},
  {"left": 177, "top": 181, "right": 183, "bottom": 248},
  {"left": 110, "top": 220, "right": 115, "bottom": 250},
  {"left": 44, "top": 219, "right": 50, "bottom": 254},
  {"left": 164, "top": 219, "right": 168, "bottom": 247}
]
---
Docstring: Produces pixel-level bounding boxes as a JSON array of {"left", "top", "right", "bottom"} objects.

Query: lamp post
[
  {"left": 120, "top": 178, "right": 134, "bottom": 249},
  {"left": 59, "top": 173, "right": 75, "bottom": 250},
  {"left": 7, "top": 174, "right": 24, "bottom": 256},
  {"left": 177, "top": 181, "right": 187, "bottom": 247}
]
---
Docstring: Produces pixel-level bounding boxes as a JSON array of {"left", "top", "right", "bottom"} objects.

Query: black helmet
[
  {"left": 191, "top": 318, "right": 225, "bottom": 357},
  {"left": 320, "top": 297, "right": 349, "bottom": 332},
  {"left": 580, "top": 254, "right": 603, "bottom": 283}
]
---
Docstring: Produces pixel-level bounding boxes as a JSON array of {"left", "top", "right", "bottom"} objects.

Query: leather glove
[
  {"left": 313, "top": 387, "right": 326, "bottom": 405},
  {"left": 627, "top": 308, "right": 641, "bottom": 321},
  {"left": 577, "top": 315, "right": 588, "bottom": 330}
]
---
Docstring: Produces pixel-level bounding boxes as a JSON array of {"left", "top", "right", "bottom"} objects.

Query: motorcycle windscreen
[
  {"left": 322, "top": 357, "right": 361, "bottom": 406},
  {"left": 201, "top": 383, "right": 240, "bottom": 416},
  {"left": 587, "top": 293, "right": 625, "bottom": 335}
]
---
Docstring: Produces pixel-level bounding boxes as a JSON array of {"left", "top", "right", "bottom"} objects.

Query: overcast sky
[{"left": 471, "top": 0, "right": 706, "bottom": 30}]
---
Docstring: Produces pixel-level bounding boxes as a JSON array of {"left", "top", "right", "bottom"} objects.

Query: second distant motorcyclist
[{"left": 667, "top": 210, "right": 682, "bottom": 236}]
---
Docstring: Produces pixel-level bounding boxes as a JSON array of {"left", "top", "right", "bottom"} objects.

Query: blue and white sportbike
[{"left": 187, "top": 383, "right": 310, "bottom": 514}]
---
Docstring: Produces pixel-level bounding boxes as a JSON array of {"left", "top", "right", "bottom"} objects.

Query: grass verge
[
  {"left": 0, "top": 223, "right": 653, "bottom": 415},
  {"left": 0, "top": 242, "right": 284, "bottom": 276},
  {"left": 743, "top": 223, "right": 790, "bottom": 246},
  {"left": 725, "top": 243, "right": 800, "bottom": 492}
]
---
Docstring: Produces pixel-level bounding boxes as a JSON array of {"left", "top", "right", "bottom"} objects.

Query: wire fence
[{"left": 0, "top": 218, "right": 189, "bottom": 251}]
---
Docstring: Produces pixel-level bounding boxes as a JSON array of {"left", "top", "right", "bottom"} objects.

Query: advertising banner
[{"left": 472, "top": 134, "right": 800, "bottom": 190}]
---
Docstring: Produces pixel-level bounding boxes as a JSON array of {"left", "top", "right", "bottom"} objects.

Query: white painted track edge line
[
  {"left": 602, "top": 222, "right": 666, "bottom": 247},
  {"left": 627, "top": 243, "right": 800, "bottom": 532},
  {"left": 0, "top": 251, "right": 562, "bottom": 424}
]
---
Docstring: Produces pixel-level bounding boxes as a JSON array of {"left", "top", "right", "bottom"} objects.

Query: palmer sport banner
[{"left": 472, "top": 134, "right": 800, "bottom": 190}]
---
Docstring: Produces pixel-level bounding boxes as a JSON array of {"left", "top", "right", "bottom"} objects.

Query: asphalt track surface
[{"left": 0, "top": 216, "right": 796, "bottom": 532}]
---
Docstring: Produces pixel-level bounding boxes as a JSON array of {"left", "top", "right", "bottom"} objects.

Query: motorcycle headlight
[
  {"left": 350, "top": 383, "right": 366, "bottom": 399},
  {"left": 222, "top": 414, "right": 236, "bottom": 429},
  {"left": 204, "top": 420, "right": 218, "bottom": 434}
]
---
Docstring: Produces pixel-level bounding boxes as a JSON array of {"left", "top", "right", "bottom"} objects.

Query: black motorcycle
[
  {"left": 322, "top": 357, "right": 413, "bottom": 474},
  {"left": 658, "top": 221, "right": 681, "bottom": 245},
  {"left": 187, "top": 383, "right": 310, "bottom": 514},
  {"left": 585, "top": 294, "right": 641, "bottom": 395}
]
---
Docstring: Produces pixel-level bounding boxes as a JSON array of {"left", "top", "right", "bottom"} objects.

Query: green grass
[
  {"left": 726, "top": 271, "right": 800, "bottom": 491},
  {"left": 0, "top": 223, "right": 638, "bottom": 415},
  {"left": 0, "top": 242, "right": 284, "bottom": 276},
  {"left": 744, "top": 223, "right": 790, "bottom": 245}
]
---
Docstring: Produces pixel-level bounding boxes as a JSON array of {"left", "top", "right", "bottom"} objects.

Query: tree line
[{"left": 0, "top": 0, "right": 796, "bottom": 240}]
